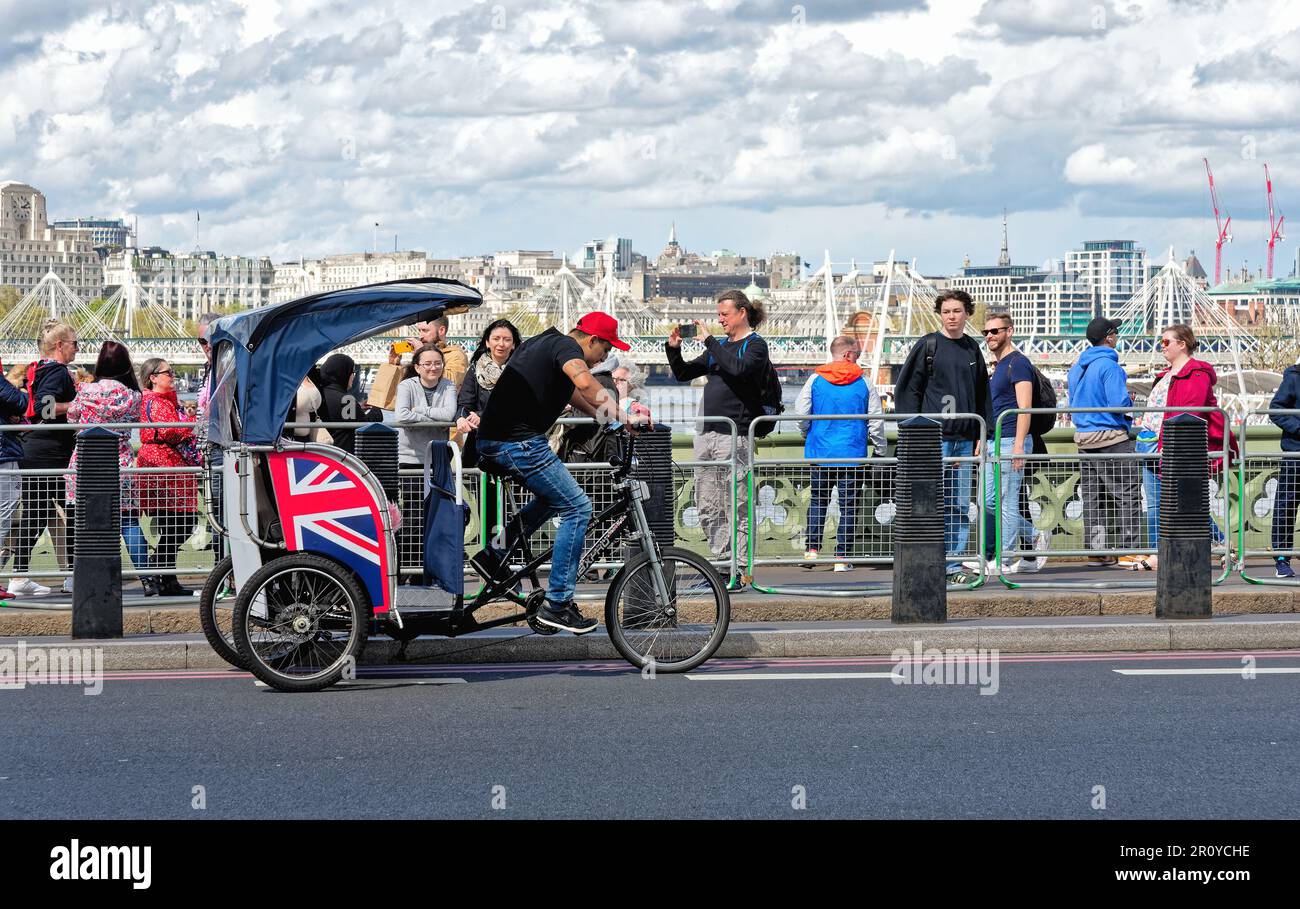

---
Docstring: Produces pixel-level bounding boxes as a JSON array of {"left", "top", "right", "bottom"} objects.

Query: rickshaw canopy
[{"left": 207, "top": 278, "right": 482, "bottom": 445}]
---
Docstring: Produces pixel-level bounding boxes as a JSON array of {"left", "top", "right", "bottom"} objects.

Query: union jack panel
[{"left": 266, "top": 451, "right": 391, "bottom": 613}]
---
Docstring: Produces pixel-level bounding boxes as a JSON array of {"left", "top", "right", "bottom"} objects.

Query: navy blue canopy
[{"left": 207, "top": 278, "right": 482, "bottom": 445}]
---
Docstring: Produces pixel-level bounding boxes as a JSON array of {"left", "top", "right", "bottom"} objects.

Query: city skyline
[{"left": 3, "top": 1, "right": 1299, "bottom": 276}]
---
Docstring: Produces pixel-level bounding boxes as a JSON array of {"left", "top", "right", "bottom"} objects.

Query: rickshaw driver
[{"left": 468, "top": 312, "right": 645, "bottom": 634}]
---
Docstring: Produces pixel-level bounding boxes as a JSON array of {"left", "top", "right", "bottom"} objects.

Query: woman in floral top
[
  {"left": 65, "top": 341, "right": 148, "bottom": 575},
  {"left": 137, "top": 357, "right": 199, "bottom": 597}
]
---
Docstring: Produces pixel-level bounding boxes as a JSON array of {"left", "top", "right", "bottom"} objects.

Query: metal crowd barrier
[
  {"left": 0, "top": 423, "right": 214, "bottom": 589},
  {"left": 746, "top": 413, "right": 988, "bottom": 596},
  {"left": 6, "top": 408, "right": 1280, "bottom": 601},
  {"left": 1239, "top": 409, "right": 1300, "bottom": 586},
  {"left": 990, "top": 407, "right": 1233, "bottom": 590}
]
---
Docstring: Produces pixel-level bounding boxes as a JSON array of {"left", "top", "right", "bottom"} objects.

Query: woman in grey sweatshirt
[
  {"left": 396, "top": 345, "right": 458, "bottom": 466},
  {"left": 395, "top": 345, "right": 458, "bottom": 580}
]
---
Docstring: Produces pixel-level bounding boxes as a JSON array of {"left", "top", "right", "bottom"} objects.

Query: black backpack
[
  {"left": 1027, "top": 364, "right": 1057, "bottom": 438},
  {"left": 924, "top": 335, "right": 1055, "bottom": 438},
  {"left": 735, "top": 334, "right": 783, "bottom": 439}
]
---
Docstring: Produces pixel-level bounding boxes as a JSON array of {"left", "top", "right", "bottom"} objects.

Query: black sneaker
[
  {"left": 534, "top": 600, "right": 599, "bottom": 635},
  {"left": 1276, "top": 558, "right": 1296, "bottom": 579}
]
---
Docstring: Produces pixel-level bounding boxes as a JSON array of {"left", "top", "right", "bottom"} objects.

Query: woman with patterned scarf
[{"left": 456, "top": 320, "right": 521, "bottom": 548}]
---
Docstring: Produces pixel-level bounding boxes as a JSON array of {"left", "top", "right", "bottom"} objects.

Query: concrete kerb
[
  {"left": 7, "top": 618, "right": 1300, "bottom": 671},
  {"left": 2, "top": 587, "right": 1299, "bottom": 640}
]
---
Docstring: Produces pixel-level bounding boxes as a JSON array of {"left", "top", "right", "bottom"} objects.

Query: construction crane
[
  {"left": 1203, "top": 157, "right": 1231, "bottom": 286},
  {"left": 1266, "top": 163, "right": 1286, "bottom": 279}
]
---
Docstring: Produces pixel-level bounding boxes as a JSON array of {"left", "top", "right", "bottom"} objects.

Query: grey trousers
[
  {"left": 0, "top": 462, "right": 19, "bottom": 550},
  {"left": 1079, "top": 437, "right": 1141, "bottom": 551},
  {"left": 693, "top": 429, "right": 750, "bottom": 560}
]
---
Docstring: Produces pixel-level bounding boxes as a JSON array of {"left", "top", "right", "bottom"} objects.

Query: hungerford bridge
[{"left": 0, "top": 250, "right": 1267, "bottom": 373}]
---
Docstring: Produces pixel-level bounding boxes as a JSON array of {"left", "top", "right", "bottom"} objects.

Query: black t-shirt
[
  {"left": 477, "top": 328, "right": 585, "bottom": 443},
  {"left": 23, "top": 360, "right": 77, "bottom": 465}
]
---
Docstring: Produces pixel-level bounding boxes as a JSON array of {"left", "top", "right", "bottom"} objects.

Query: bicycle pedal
[{"left": 527, "top": 614, "right": 561, "bottom": 636}]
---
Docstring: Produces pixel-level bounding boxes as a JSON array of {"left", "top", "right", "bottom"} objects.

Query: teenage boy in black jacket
[{"left": 892, "top": 290, "right": 991, "bottom": 580}]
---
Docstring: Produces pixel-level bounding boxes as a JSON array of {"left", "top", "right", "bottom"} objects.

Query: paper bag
[{"left": 366, "top": 362, "right": 403, "bottom": 410}]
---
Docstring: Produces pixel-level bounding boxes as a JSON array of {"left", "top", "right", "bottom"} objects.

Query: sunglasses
[
  {"left": 982, "top": 327, "right": 1008, "bottom": 336},
  {"left": 153, "top": 369, "right": 174, "bottom": 377},
  {"left": 1159, "top": 338, "right": 1177, "bottom": 348}
]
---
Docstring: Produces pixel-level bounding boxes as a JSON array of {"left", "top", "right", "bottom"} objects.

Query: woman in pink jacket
[
  {"left": 1132, "top": 324, "right": 1237, "bottom": 570},
  {"left": 137, "top": 358, "right": 199, "bottom": 597}
]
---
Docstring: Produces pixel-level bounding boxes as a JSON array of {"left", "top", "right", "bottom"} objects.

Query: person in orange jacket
[{"left": 795, "top": 336, "right": 885, "bottom": 572}]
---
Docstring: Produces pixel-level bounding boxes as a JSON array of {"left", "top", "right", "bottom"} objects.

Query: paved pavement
[
  {"left": 0, "top": 649, "right": 1296, "bottom": 819},
  {"left": 1, "top": 553, "right": 1294, "bottom": 613}
]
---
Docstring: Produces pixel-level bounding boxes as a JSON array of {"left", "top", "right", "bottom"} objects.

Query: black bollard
[
  {"left": 355, "top": 422, "right": 400, "bottom": 502},
  {"left": 72, "top": 427, "right": 123, "bottom": 639},
  {"left": 892, "top": 416, "right": 947, "bottom": 623},
  {"left": 1156, "top": 413, "right": 1212, "bottom": 619}
]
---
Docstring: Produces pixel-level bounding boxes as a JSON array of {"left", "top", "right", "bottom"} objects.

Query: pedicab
[{"left": 203, "top": 278, "right": 730, "bottom": 692}]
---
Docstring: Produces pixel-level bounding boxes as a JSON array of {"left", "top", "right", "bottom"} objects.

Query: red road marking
[{"left": 69, "top": 648, "right": 1300, "bottom": 684}]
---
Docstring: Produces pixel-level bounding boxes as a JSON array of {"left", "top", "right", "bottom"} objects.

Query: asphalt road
[{"left": 1, "top": 650, "right": 1297, "bottom": 819}]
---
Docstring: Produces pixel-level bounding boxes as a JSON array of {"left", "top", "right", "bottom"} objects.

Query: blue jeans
[
  {"left": 806, "top": 466, "right": 859, "bottom": 558},
  {"left": 942, "top": 439, "right": 975, "bottom": 573},
  {"left": 984, "top": 437, "right": 1035, "bottom": 562},
  {"left": 1271, "top": 457, "right": 1300, "bottom": 555},
  {"left": 1141, "top": 467, "right": 1225, "bottom": 546},
  {"left": 475, "top": 436, "right": 592, "bottom": 606},
  {"left": 123, "top": 514, "right": 148, "bottom": 570}
]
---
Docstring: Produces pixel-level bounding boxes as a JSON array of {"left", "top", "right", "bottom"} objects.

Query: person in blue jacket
[
  {"left": 0, "top": 360, "right": 28, "bottom": 595},
  {"left": 1067, "top": 317, "right": 1143, "bottom": 569},
  {"left": 1268, "top": 364, "right": 1300, "bottom": 578},
  {"left": 796, "top": 336, "right": 885, "bottom": 572}
]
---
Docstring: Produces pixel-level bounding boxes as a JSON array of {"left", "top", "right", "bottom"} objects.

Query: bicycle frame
[{"left": 447, "top": 432, "right": 673, "bottom": 635}]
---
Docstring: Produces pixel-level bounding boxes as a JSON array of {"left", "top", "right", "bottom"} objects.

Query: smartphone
[
  {"left": 678, "top": 324, "right": 697, "bottom": 339},
  {"left": 392, "top": 340, "right": 415, "bottom": 355}
]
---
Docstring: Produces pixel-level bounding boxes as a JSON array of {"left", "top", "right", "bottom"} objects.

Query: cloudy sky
[{"left": 4, "top": 0, "right": 1299, "bottom": 277}]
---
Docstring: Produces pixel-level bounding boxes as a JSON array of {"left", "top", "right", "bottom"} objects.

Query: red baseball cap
[{"left": 575, "top": 312, "right": 630, "bottom": 350}]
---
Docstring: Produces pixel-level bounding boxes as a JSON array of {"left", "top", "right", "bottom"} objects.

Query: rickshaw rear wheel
[
  {"left": 604, "top": 546, "right": 730, "bottom": 673},
  {"left": 199, "top": 556, "right": 245, "bottom": 670},
  {"left": 232, "top": 553, "right": 371, "bottom": 692}
]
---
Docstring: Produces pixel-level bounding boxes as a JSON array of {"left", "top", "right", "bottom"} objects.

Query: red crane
[
  {"left": 1203, "top": 157, "right": 1231, "bottom": 285},
  {"left": 1266, "top": 163, "right": 1285, "bottom": 279}
]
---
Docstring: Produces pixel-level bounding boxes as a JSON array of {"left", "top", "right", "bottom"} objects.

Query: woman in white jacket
[{"left": 395, "top": 344, "right": 458, "bottom": 580}]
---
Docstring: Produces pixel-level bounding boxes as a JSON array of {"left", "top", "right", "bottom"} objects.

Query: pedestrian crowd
[{"left": 0, "top": 282, "right": 1286, "bottom": 599}]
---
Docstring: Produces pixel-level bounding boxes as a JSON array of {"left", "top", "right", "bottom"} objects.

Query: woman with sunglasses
[
  {"left": 1130, "top": 324, "right": 1238, "bottom": 570},
  {"left": 137, "top": 358, "right": 199, "bottom": 597}
]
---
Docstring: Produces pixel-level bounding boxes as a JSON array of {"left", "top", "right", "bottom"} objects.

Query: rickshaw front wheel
[{"left": 232, "top": 553, "right": 371, "bottom": 692}]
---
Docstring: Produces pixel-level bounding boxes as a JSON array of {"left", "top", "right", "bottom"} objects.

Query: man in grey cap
[{"left": 1066, "top": 317, "right": 1142, "bottom": 568}]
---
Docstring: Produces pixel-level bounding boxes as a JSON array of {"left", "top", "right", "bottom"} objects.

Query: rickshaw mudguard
[{"left": 264, "top": 449, "right": 393, "bottom": 614}]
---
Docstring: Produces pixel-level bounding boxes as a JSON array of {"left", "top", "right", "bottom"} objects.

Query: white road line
[
  {"left": 686, "top": 672, "right": 901, "bottom": 681},
  {"left": 1113, "top": 668, "right": 1300, "bottom": 676},
  {"left": 254, "top": 678, "right": 467, "bottom": 687}
]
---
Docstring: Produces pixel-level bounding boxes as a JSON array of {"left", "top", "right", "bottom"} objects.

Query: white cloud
[
  {"left": 0, "top": 0, "right": 1297, "bottom": 278},
  {"left": 1064, "top": 144, "right": 1140, "bottom": 185}
]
